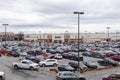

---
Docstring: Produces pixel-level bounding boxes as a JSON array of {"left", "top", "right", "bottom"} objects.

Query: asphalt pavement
[{"left": 0, "top": 56, "right": 120, "bottom": 80}]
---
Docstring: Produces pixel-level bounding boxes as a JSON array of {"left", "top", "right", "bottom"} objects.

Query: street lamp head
[
  {"left": 107, "top": 27, "right": 110, "bottom": 29},
  {"left": 3, "top": 24, "right": 8, "bottom": 26},
  {"left": 73, "top": 12, "right": 84, "bottom": 14}
]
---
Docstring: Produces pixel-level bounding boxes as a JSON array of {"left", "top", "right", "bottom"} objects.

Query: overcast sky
[{"left": 0, "top": 0, "right": 120, "bottom": 34}]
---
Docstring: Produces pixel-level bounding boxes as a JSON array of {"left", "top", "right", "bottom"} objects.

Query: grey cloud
[{"left": 0, "top": 0, "right": 120, "bottom": 32}]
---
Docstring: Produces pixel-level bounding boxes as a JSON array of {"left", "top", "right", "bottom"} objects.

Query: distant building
[
  {"left": 24, "top": 33, "right": 120, "bottom": 43},
  {"left": 0, "top": 32, "right": 15, "bottom": 41},
  {"left": 1, "top": 32, "right": 119, "bottom": 43}
]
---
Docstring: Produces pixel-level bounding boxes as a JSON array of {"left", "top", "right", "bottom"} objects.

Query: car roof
[
  {"left": 58, "top": 71, "right": 74, "bottom": 74},
  {"left": 0, "top": 71, "right": 5, "bottom": 75},
  {"left": 46, "top": 59, "right": 57, "bottom": 60}
]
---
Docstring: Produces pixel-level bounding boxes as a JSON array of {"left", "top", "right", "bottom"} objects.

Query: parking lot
[
  {"left": 0, "top": 41, "right": 120, "bottom": 80},
  {"left": 0, "top": 56, "right": 120, "bottom": 80},
  {"left": 0, "top": 56, "right": 56, "bottom": 80}
]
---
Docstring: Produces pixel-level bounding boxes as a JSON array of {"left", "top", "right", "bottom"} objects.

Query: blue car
[
  {"left": 82, "top": 51, "right": 91, "bottom": 57},
  {"left": 25, "top": 55, "right": 35, "bottom": 61}
]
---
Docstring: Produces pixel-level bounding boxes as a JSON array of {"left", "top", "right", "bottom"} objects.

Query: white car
[
  {"left": 20, "top": 52, "right": 27, "bottom": 56},
  {"left": 54, "top": 54, "right": 62, "bottom": 59},
  {"left": 0, "top": 71, "right": 5, "bottom": 80},
  {"left": 39, "top": 59, "right": 58, "bottom": 67},
  {"left": 12, "top": 60, "right": 39, "bottom": 70}
]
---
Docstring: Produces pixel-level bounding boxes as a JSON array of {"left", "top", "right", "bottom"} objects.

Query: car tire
[
  {"left": 30, "top": 67, "right": 34, "bottom": 71},
  {"left": 79, "top": 78, "right": 86, "bottom": 80},
  {"left": 14, "top": 65, "right": 18, "bottom": 70},
  {"left": 53, "top": 63, "right": 57, "bottom": 67},
  {"left": 42, "top": 64, "right": 46, "bottom": 67},
  {"left": 0, "top": 76, "right": 2, "bottom": 80}
]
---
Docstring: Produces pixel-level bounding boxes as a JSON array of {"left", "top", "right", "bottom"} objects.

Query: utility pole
[
  {"left": 2, "top": 24, "right": 8, "bottom": 45},
  {"left": 73, "top": 11, "right": 84, "bottom": 73}
]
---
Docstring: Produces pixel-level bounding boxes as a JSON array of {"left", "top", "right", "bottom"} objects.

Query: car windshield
[
  {"left": 64, "top": 73, "right": 76, "bottom": 76},
  {"left": 79, "top": 62, "right": 85, "bottom": 66},
  {"left": 109, "top": 74, "right": 120, "bottom": 79},
  {"left": 28, "top": 61, "right": 34, "bottom": 64},
  {"left": 106, "top": 58, "right": 114, "bottom": 62},
  {"left": 87, "top": 61, "right": 93, "bottom": 64},
  {"left": 64, "top": 65, "right": 71, "bottom": 68}
]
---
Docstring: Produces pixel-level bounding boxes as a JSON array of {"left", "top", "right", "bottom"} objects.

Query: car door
[
  {"left": 66, "top": 73, "right": 78, "bottom": 80},
  {"left": 20, "top": 61, "right": 30, "bottom": 69},
  {"left": 46, "top": 60, "right": 54, "bottom": 66}
]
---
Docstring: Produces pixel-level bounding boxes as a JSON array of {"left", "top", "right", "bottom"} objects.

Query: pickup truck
[
  {"left": 12, "top": 60, "right": 39, "bottom": 70},
  {"left": 0, "top": 71, "right": 5, "bottom": 80}
]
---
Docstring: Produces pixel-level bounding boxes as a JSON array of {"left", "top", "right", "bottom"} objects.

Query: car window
[
  {"left": 109, "top": 74, "right": 117, "bottom": 78},
  {"left": 58, "top": 73, "right": 61, "bottom": 76},
  {"left": 22, "top": 61, "right": 28, "bottom": 64},
  {"left": 47, "top": 60, "right": 55, "bottom": 62},
  {"left": 64, "top": 73, "right": 76, "bottom": 76}
]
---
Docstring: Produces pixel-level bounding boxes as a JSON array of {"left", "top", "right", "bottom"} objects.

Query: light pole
[
  {"left": 73, "top": 11, "right": 84, "bottom": 73},
  {"left": 2, "top": 24, "right": 8, "bottom": 45},
  {"left": 116, "top": 32, "right": 119, "bottom": 41},
  {"left": 39, "top": 31, "right": 41, "bottom": 45},
  {"left": 65, "top": 31, "right": 68, "bottom": 43},
  {"left": 107, "top": 27, "right": 110, "bottom": 47},
  {"left": 85, "top": 30, "right": 87, "bottom": 43}
]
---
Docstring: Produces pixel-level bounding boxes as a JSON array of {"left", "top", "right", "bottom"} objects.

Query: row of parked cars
[
  {"left": 12, "top": 59, "right": 58, "bottom": 70},
  {"left": 1, "top": 41, "right": 120, "bottom": 80},
  {"left": 58, "top": 57, "right": 96, "bottom": 72}
]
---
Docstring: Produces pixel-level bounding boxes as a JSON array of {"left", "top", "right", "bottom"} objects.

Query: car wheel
[
  {"left": 0, "top": 76, "right": 2, "bottom": 80},
  {"left": 53, "top": 63, "right": 57, "bottom": 67},
  {"left": 14, "top": 65, "right": 18, "bottom": 70},
  {"left": 79, "top": 78, "right": 86, "bottom": 80},
  {"left": 30, "top": 67, "right": 34, "bottom": 71},
  {"left": 42, "top": 64, "right": 46, "bottom": 67}
]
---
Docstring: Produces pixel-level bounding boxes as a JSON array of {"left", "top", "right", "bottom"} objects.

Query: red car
[
  {"left": 0, "top": 49, "right": 7, "bottom": 55},
  {"left": 110, "top": 55, "right": 120, "bottom": 61},
  {"left": 102, "top": 73, "right": 120, "bottom": 80}
]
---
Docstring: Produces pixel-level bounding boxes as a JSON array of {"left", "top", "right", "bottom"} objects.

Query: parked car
[
  {"left": 25, "top": 55, "right": 35, "bottom": 61},
  {"left": 82, "top": 51, "right": 91, "bottom": 57},
  {"left": 62, "top": 53, "right": 69, "bottom": 59},
  {"left": 58, "top": 64, "right": 75, "bottom": 72},
  {"left": 68, "top": 62, "right": 88, "bottom": 71},
  {"left": 91, "top": 51, "right": 105, "bottom": 58},
  {"left": 104, "top": 50, "right": 118, "bottom": 57},
  {"left": 102, "top": 73, "right": 120, "bottom": 80},
  {"left": 39, "top": 59, "right": 58, "bottom": 67},
  {"left": 56, "top": 71, "right": 86, "bottom": 80},
  {"left": 20, "top": 52, "right": 27, "bottom": 56},
  {"left": 54, "top": 54, "right": 62, "bottom": 59},
  {"left": 0, "top": 53, "right": 1, "bottom": 57},
  {"left": 68, "top": 52, "right": 83, "bottom": 61},
  {"left": 82, "top": 61, "right": 98, "bottom": 69},
  {"left": 0, "top": 71, "right": 5, "bottom": 80},
  {"left": 33, "top": 55, "right": 45, "bottom": 63},
  {"left": 110, "top": 55, "right": 120, "bottom": 61},
  {"left": 0, "top": 48, "right": 7, "bottom": 54},
  {"left": 98, "top": 58, "right": 119, "bottom": 66},
  {"left": 11, "top": 51, "right": 20, "bottom": 57},
  {"left": 12, "top": 60, "right": 39, "bottom": 70}
]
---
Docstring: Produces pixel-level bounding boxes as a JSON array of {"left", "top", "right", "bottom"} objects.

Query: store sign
[{"left": 55, "top": 36, "right": 61, "bottom": 38}]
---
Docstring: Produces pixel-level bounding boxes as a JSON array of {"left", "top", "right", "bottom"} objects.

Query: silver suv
[{"left": 39, "top": 59, "right": 58, "bottom": 67}]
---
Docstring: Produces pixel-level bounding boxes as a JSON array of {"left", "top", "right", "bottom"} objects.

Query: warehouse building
[{"left": 24, "top": 33, "right": 120, "bottom": 43}]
